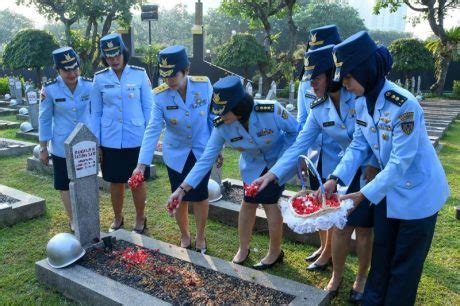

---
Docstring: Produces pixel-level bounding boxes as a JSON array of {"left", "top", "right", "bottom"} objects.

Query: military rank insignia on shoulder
[
  {"left": 130, "top": 65, "right": 145, "bottom": 71},
  {"left": 153, "top": 83, "right": 169, "bottom": 94},
  {"left": 44, "top": 78, "right": 57, "bottom": 87},
  {"left": 385, "top": 90, "right": 407, "bottom": 106},
  {"left": 95, "top": 67, "right": 109, "bottom": 75},
  {"left": 310, "top": 96, "right": 327, "bottom": 108},
  {"left": 190, "top": 76, "right": 209, "bottom": 82},
  {"left": 213, "top": 116, "right": 224, "bottom": 127},
  {"left": 81, "top": 76, "right": 92, "bottom": 82},
  {"left": 254, "top": 103, "right": 275, "bottom": 112}
]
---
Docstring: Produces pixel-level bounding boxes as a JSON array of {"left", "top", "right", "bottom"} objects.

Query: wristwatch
[{"left": 327, "top": 174, "right": 340, "bottom": 183}]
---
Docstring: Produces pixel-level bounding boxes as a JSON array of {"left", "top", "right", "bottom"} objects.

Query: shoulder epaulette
[
  {"left": 385, "top": 90, "right": 407, "bottom": 106},
  {"left": 213, "top": 116, "right": 224, "bottom": 127},
  {"left": 254, "top": 103, "right": 275, "bottom": 112},
  {"left": 95, "top": 68, "right": 109, "bottom": 75},
  {"left": 81, "top": 76, "right": 92, "bottom": 82},
  {"left": 130, "top": 65, "right": 145, "bottom": 71},
  {"left": 310, "top": 96, "right": 327, "bottom": 109},
  {"left": 190, "top": 76, "right": 209, "bottom": 82},
  {"left": 44, "top": 78, "right": 57, "bottom": 87},
  {"left": 153, "top": 83, "right": 169, "bottom": 94}
]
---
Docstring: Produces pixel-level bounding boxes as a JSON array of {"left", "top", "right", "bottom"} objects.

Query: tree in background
[
  {"left": 20, "top": 0, "right": 141, "bottom": 72},
  {"left": 0, "top": 9, "right": 33, "bottom": 51},
  {"left": 141, "top": 43, "right": 166, "bottom": 86},
  {"left": 374, "top": 0, "right": 460, "bottom": 94},
  {"left": 294, "top": 2, "right": 367, "bottom": 42},
  {"left": 369, "top": 30, "right": 412, "bottom": 46},
  {"left": 214, "top": 33, "right": 269, "bottom": 78},
  {"left": 389, "top": 38, "right": 434, "bottom": 80},
  {"left": 2, "top": 29, "right": 59, "bottom": 86}
]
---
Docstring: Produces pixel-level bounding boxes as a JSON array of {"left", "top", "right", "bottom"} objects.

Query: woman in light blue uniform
[
  {"left": 167, "top": 76, "right": 300, "bottom": 269},
  {"left": 90, "top": 33, "right": 153, "bottom": 234},
  {"left": 297, "top": 25, "right": 343, "bottom": 264},
  {"left": 323, "top": 31, "right": 449, "bottom": 306},
  {"left": 39, "top": 47, "right": 92, "bottom": 231},
  {"left": 254, "top": 44, "right": 379, "bottom": 302},
  {"left": 134, "top": 45, "right": 214, "bottom": 253}
]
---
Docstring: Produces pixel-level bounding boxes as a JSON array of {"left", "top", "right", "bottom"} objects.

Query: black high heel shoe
[
  {"left": 108, "top": 217, "right": 124, "bottom": 233},
  {"left": 253, "top": 250, "right": 284, "bottom": 270},
  {"left": 304, "top": 251, "right": 321, "bottom": 262},
  {"left": 348, "top": 289, "right": 364, "bottom": 304},
  {"left": 195, "top": 238, "right": 207, "bottom": 254},
  {"left": 232, "top": 249, "right": 250, "bottom": 265},
  {"left": 325, "top": 279, "right": 343, "bottom": 299},
  {"left": 132, "top": 217, "right": 147, "bottom": 234},
  {"left": 306, "top": 259, "right": 331, "bottom": 271}
]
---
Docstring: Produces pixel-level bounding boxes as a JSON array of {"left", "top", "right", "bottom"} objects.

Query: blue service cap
[
  {"left": 158, "top": 45, "right": 189, "bottom": 78},
  {"left": 52, "top": 47, "right": 79, "bottom": 71},
  {"left": 211, "top": 76, "right": 245, "bottom": 116},
  {"left": 308, "top": 25, "right": 341, "bottom": 51},
  {"left": 332, "top": 31, "right": 378, "bottom": 82},
  {"left": 303, "top": 44, "right": 335, "bottom": 81},
  {"left": 100, "top": 33, "right": 127, "bottom": 58}
]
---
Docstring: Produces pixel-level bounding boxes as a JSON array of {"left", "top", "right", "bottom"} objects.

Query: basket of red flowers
[{"left": 280, "top": 155, "right": 354, "bottom": 233}]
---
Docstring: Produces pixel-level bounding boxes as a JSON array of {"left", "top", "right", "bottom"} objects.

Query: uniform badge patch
[
  {"left": 231, "top": 136, "right": 243, "bottom": 142},
  {"left": 399, "top": 112, "right": 414, "bottom": 122},
  {"left": 170, "top": 118, "right": 178, "bottom": 125},
  {"left": 257, "top": 128, "right": 274, "bottom": 137},
  {"left": 357, "top": 120, "right": 367, "bottom": 127},
  {"left": 282, "top": 109, "right": 289, "bottom": 119},
  {"left": 305, "top": 92, "right": 316, "bottom": 99},
  {"left": 382, "top": 133, "right": 389, "bottom": 141},
  {"left": 323, "top": 121, "right": 335, "bottom": 127},
  {"left": 401, "top": 121, "right": 414, "bottom": 135},
  {"left": 54, "top": 98, "right": 66, "bottom": 102},
  {"left": 166, "top": 105, "right": 178, "bottom": 110}
]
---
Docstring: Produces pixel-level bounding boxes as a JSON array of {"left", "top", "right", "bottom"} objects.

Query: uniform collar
[{"left": 57, "top": 75, "right": 81, "bottom": 98}]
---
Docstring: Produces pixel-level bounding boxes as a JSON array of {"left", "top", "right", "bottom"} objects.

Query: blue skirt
[
  {"left": 244, "top": 168, "right": 285, "bottom": 204},
  {"left": 101, "top": 147, "right": 150, "bottom": 183},
  {"left": 51, "top": 154, "right": 70, "bottom": 191},
  {"left": 166, "top": 152, "right": 211, "bottom": 202},
  {"left": 346, "top": 168, "right": 374, "bottom": 228}
]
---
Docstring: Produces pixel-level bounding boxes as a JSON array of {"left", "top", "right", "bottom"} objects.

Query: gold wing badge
[{"left": 159, "top": 57, "right": 176, "bottom": 77}]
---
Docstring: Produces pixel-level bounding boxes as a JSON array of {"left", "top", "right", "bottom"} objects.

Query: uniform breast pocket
[{"left": 101, "top": 118, "right": 113, "bottom": 128}]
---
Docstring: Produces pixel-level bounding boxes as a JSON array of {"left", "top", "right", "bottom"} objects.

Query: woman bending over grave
[
  {"left": 89, "top": 33, "right": 153, "bottom": 234},
  {"left": 134, "top": 45, "right": 215, "bottom": 253},
  {"left": 39, "top": 47, "right": 93, "bottom": 231},
  {"left": 168, "top": 76, "right": 300, "bottom": 269},
  {"left": 253, "top": 44, "right": 379, "bottom": 303}
]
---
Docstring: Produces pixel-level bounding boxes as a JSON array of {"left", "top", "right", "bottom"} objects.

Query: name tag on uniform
[
  {"left": 166, "top": 106, "right": 178, "bottom": 110},
  {"left": 54, "top": 98, "right": 66, "bottom": 102},
  {"left": 357, "top": 120, "right": 367, "bottom": 127},
  {"left": 80, "top": 95, "right": 89, "bottom": 101},
  {"left": 305, "top": 92, "right": 316, "bottom": 99},
  {"left": 323, "top": 121, "right": 335, "bottom": 127},
  {"left": 231, "top": 136, "right": 243, "bottom": 142},
  {"left": 104, "top": 85, "right": 115, "bottom": 88}
]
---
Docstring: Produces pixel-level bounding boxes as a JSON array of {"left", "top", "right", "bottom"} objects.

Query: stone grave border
[
  {"left": 0, "top": 184, "right": 46, "bottom": 227},
  {"left": 0, "top": 138, "right": 35, "bottom": 157},
  {"left": 36, "top": 229, "right": 329, "bottom": 305},
  {"left": 0, "top": 120, "right": 20, "bottom": 130},
  {"left": 16, "top": 131, "right": 39, "bottom": 142}
]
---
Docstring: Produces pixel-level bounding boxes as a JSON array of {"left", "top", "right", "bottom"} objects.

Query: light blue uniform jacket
[
  {"left": 271, "top": 88, "right": 377, "bottom": 185},
  {"left": 90, "top": 65, "right": 153, "bottom": 148},
  {"left": 138, "top": 76, "right": 214, "bottom": 172},
  {"left": 184, "top": 101, "right": 300, "bottom": 188},
  {"left": 39, "top": 76, "right": 92, "bottom": 157},
  {"left": 332, "top": 80, "right": 449, "bottom": 219}
]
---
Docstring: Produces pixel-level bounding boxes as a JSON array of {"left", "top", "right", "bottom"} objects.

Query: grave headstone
[
  {"left": 8, "top": 77, "right": 16, "bottom": 98},
  {"left": 245, "top": 82, "right": 253, "bottom": 96},
  {"left": 411, "top": 76, "right": 416, "bottom": 94},
  {"left": 405, "top": 78, "right": 409, "bottom": 90},
  {"left": 265, "top": 89, "right": 275, "bottom": 100},
  {"left": 15, "top": 80, "right": 23, "bottom": 104},
  {"left": 41, "top": 76, "right": 48, "bottom": 85},
  {"left": 258, "top": 76, "right": 263, "bottom": 96},
  {"left": 64, "top": 124, "right": 100, "bottom": 247},
  {"left": 288, "top": 80, "right": 295, "bottom": 105},
  {"left": 417, "top": 76, "right": 422, "bottom": 95},
  {"left": 396, "top": 79, "right": 401, "bottom": 86},
  {"left": 26, "top": 89, "right": 39, "bottom": 130},
  {"left": 270, "top": 80, "right": 277, "bottom": 99}
]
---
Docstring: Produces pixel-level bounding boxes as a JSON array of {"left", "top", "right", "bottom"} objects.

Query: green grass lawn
[{"left": 0, "top": 119, "right": 459, "bottom": 305}]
